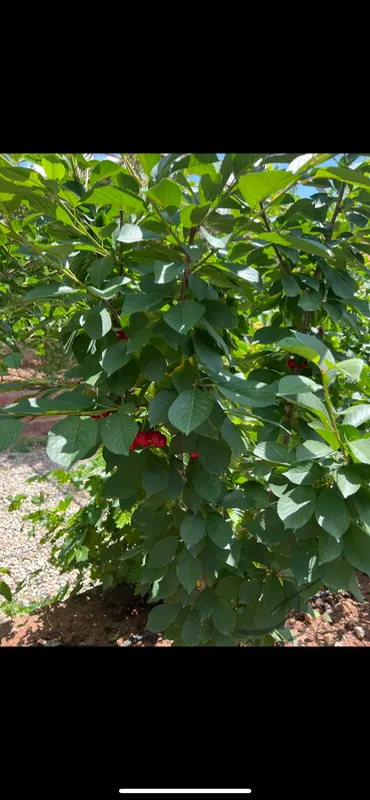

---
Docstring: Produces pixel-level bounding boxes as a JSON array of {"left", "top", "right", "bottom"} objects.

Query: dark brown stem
[{"left": 326, "top": 183, "right": 346, "bottom": 243}]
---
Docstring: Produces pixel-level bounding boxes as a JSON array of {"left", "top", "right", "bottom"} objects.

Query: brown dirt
[
  {"left": 285, "top": 572, "right": 370, "bottom": 647},
  {"left": 1, "top": 573, "right": 369, "bottom": 647},
  {"left": 0, "top": 584, "right": 172, "bottom": 647},
  {"left": 0, "top": 359, "right": 72, "bottom": 437}
]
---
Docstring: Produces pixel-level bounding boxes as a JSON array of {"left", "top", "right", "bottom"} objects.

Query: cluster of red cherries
[
  {"left": 116, "top": 330, "right": 128, "bottom": 341},
  {"left": 287, "top": 358, "right": 308, "bottom": 372},
  {"left": 129, "top": 430, "right": 167, "bottom": 450}
]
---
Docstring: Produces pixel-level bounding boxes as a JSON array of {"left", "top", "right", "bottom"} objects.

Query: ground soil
[{"left": 1, "top": 573, "right": 369, "bottom": 647}]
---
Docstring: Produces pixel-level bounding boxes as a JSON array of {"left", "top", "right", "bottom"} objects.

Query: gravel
[{"left": 0, "top": 444, "right": 93, "bottom": 623}]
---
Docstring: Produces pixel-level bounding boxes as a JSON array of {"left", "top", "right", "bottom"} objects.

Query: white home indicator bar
[{"left": 119, "top": 791, "right": 252, "bottom": 795}]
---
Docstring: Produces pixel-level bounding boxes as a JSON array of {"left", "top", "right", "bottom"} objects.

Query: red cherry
[
  {"left": 91, "top": 410, "right": 111, "bottom": 420},
  {"left": 318, "top": 328, "right": 324, "bottom": 336},
  {"left": 129, "top": 443, "right": 136, "bottom": 450},
  {"left": 116, "top": 330, "right": 128, "bottom": 341},
  {"left": 300, "top": 360, "right": 308, "bottom": 369},
  {"left": 150, "top": 431, "right": 166, "bottom": 448},
  {"left": 287, "top": 359, "right": 297, "bottom": 370},
  {"left": 135, "top": 432, "right": 149, "bottom": 447},
  {"left": 190, "top": 452, "right": 199, "bottom": 460}
]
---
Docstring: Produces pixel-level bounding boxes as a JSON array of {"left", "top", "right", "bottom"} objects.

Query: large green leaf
[
  {"left": 206, "top": 512, "right": 233, "bottom": 547},
  {"left": 283, "top": 461, "right": 324, "bottom": 486},
  {"left": 181, "top": 611, "right": 203, "bottom": 646},
  {"left": 149, "top": 391, "right": 177, "bottom": 427},
  {"left": 212, "top": 598, "right": 236, "bottom": 635},
  {"left": 238, "top": 170, "right": 293, "bottom": 208},
  {"left": 176, "top": 549, "right": 202, "bottom": 594},
  {"left": 277, "top": 375, "right": 322, "bottom": 396},
  {"left": 315, "top": 488, "right": 350, "bottom": 539},
  {"left": 79, "top": 185, "right": 144, "bottom": 211},
  {"left": 343, "top": 524, "right": 370, "bottom": 577},
  {"left": 100, "top": 343, "right": 131, "bottom": 376},
  {"left": 334, "top": 467, "right": 361, "bottom": 498},
  {"left": 277, "top": 486, "right": 316, "bottom": 530},
  {"left": 81, "top": 307, "right": 112, "bottom": 340},
  {"left": 316, "top": 165, "right": 370, "bottom": 189},
  {"left": 168, "top": 389, "right": 213, "bottom": 435},
  {"left": 0, "top": 418, "right": 24, "bottom": 453},
  {"left": 143, "top": 461, "right": 170, "bottom": 497},
  {"left": 296, "top": 440, "right": 335, "bottom": 461},
  {"left": 192, "top": 461, "right": 222, "bottom": 503},
  {"left": 147, "top": 178, "right": 182, "bottom": 209},
  {"left": 46, "top": 416, "right": 97, "bottom": 468},
  {"left": 139, "top": 345, "right": 167, "bottom": 383},
  {"left": 180, "top": 512, "right": 206, "bottom": 549},
  {"left": 147, "top": 603, "right": 181, "bottom": 633},
  {"left": 256, "top": 231, "right": 332, "bottom": 258},
  {"left": 164, "top": 301, "right": 205, "bottom": 335},
  {"left": 148, "top": 536, "right": 179, "bottom": 568},
  {"left": 254, "top": 442, "right": 295, "bottom": 466},
  {"left": 117, "top": 223, "right": 162, "bottom": 243},
  {"left": 342, "top": 404, "right": 370, "bottom": 428},
  {"left": 278, "top": 331, "right": 333, "bottom": 367},
  {"left": 349, "top": 438, "right": 370, "bottom": 464},
  {"left": 100, "top": 408, "right": 138, "bottom": 455},
  {"left": 198, "top": 437, "right": 231, "bottom": 475}
]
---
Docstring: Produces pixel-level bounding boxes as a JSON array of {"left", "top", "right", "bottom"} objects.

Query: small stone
[
  {"left": 334, "top": 642, "right": 343, "bottom": 647},
  {"left": 324, "top": 605, "right": 334, "bottom": 615},
  {"left": 323, "top": 633, "right": 334, "bottom": 646},
  {"left": 354, "top": 626, "right": 365, "bottom": 641},
  {"left": 304, "top": 613, "right": 313, "bottom": 625}
]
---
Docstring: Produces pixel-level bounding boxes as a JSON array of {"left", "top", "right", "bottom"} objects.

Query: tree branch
[{"left": 259, "top": 201, "right": 291, "bottom": 275}]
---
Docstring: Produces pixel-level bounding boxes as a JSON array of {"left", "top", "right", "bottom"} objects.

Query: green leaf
[
  {"left": 315, "top": 487, "right": 350, "bottom": 539},
  {"left": 192, "top": 460, "right": 221, "bottom": 503},
  {"left": 0, "top": 581, "right": 12, "bottom": 601},
  {"left": 199, "top": 227, "right": 231, "bottom": 250},
  {"left": 278, "top": 331, "right": 334, "bottom": 367},
  {"left": 336, "top": 358, "right": 364, "bottom": 381},
  {"left": 238, "top": 170, "right": 293, "bottom": 208},
  {"left": 154, "top": 261, "right": 184, "bottom": 284},
  {"left": 168, "top": 389, "right": 213, "bottom": 435},
  {"left": 239, "top": 578, "right": 263, "bottom": 604},
  {"left": 298, "top": 291, "right": 321, "bottom": 312},
  {"left": 81, "top": 307, "right": 112, "bottom": 340},
  {"left": 277, "top": 375, "right": 322, "bottom": 396},
  {"left": 220, "top": 418, "right": 247, "bottom": 457},
  {"left": 277, "top": 486, "right": 316, "bottom": 530},
  {"left": 147, "top": 603, "right": 181, "bottom": 632},
  {"left": 282, "top": 275, "right": 300, "bottom": 297},
  {"left": 296, "top": 440, "right": 335, "bottom": 461},
  {"left": 23, "top": 284, "right": 80, "bottom": 300},
  {"left": 198, "top": 437, "right": 231, "bottom": 475},
  {"left": 283, "top": 461, "right": 325, "bottom": 486},
  {"left": 147, "top": 178, "right": 182, "bottom": 209},
  {"left": 149, "top": 391, "right": 177, "bottom": 427},
  {"left": 103, "top": 459, "right": 143, "bottom": 499},
  {"left": 212, "top": 598, "right": 236, "bottom": 635},
  {"left": 121, "top": 293, "right": 163, "bottom": 314},
  {"left": 257, "top": 231, "right": 332, "bottom": 258},
  {"left": 176, "top": 549, "right": 202, "bottom": 594},
  {"left": 253, "top": 442, "right": 295, "bottom": 466},
  {"left": 335, "top": 467, "right": 361, "bottom": 498},
  {"left": 180, "top": 512, "right": 206, "bottom": 549},
  {"left": 100, "top": 343, "right": 131, "bottom": 376},
  {"left": 117, "top": 223, "right": 162, "bottom": 243},
  {"left": 214, "top": 374, "right": 277, "bottom": 408},
  {"left": 87, "top": 256, "right": 114, "bottom": 287},
  {"left": 352, "top": 488, "right": 370, "bottom": 528},
  {"left": 195, "top": 588, "right": 216, "bottom": 621},
  {"left": 349, "top": 438, "right": 370, "bottom": 464},
  {"left": 0, "top": 418, "right": 24, "bottom": 452},
  {"left": 342, "top": 404, "right": 370, "bottom": 428},
  {"left": 79, "top": 185, "right": 144, "bottom": 211},
  {"left": 206, "top": 512, "right": 233, "bottom": 547},
  {"left": 181, "top": 611, "right": 203, "bottom": 646},
  {"left": 343, "top": 524, "right": 370, "bottom": 577},
  {"left": 316, "top": 165, "right": 370, "bottom": 190},
  {"left": 100, "top": 407, "right": 138, "bottom": 455},
  {"left": 143, "top": 461, "right": 170, "bottom": 497},
  {"left": 164, "top": 301, "right": 205, "bottom": 335},
  {"left": 139, "top": 344, "right": 167, "bottom": 383},
  {"left": 318, "top": 531, "right": 343, "bottom": 564},
  {"left": 202, "top": 300, "right": 236, "bottom": 330},
  {"left": 148, "top": 536, "right": 179, "bottom": 568},
  {"left": 46, "top": 416, "right": 97, "bottom": 468}
]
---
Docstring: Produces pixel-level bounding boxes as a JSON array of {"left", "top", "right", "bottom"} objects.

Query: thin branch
[
  {"left": 326, "top": 182, "right": 346, "bottom": 242},
  {"left": 259, "top": 201, "right": 291, "bottom": 275}
]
